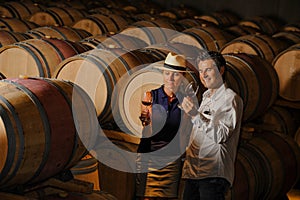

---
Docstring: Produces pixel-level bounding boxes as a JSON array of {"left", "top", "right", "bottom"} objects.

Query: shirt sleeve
[{"left": 191, "top": 95, "right": 243, "bottom": 144}]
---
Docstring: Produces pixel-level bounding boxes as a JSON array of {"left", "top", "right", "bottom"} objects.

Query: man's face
[{"left": 198, "top": 59, "right": 223, "bottom": 89}]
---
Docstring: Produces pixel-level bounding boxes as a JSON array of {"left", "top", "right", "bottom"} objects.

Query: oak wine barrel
[
  {"left": 29, "top": 7, "right": 87, "bottom": 27},
  {"left": 220, "top": 33, "right": 289, "bottom": 63},
  {"left": 0, "top": 17, "right": 38, "bottom": 32},
  {"left": 252, "top": 105, "right": 298, "bottom": 136},
  {"left": 272, "top": 43, "right": 300, "bottom": 101},
  {"left": 46, "top": 0, "right": 87, "bottom": 10},
  {"left": 26, "top": 26, "right": 92, "bottom": 42},
  {"left": 273, "top": 31, "right": 300, "bottom": 46},
  {"left": 175, "top": 18, "right": 218, "bottom": 30},
  {"left": 72, "top": 14, "right": 128, "bottom": 36},
  {"left": 111, "top": 64, "right": 163, "bottom": 135},
  {"left": 88, "top": 7, "right": 115, "bottom": 16},
  {"left": 80, "top": 33, "right": 148, "bottom": 49},
  {"left": 129, "top": 13, "right": 156, "bottom": 22},
  {"left": 196, "top": 10, "right": 240, "bottom": 28},
  {"left": 0, "top": 30, "right": 32, "bottom": 47},
  {"left": 238, "top": 16, "right": 282, "bottom": 35},
  {"left": 0, "top": 1, "right": 43, "bottom": 19},
  {"left": 120, "top": 19, "right": 177, "bottom": 45},
  {"left": 0, "top": 77, "right": 98, "bottom": 189},
  {"left": 120, "top": 0, "right": 161, "bottom": 15},
  {"left": 231, "top": 146, "right": 264, "bottom": 200},
  {"left": 86, "top": 0, "right": 127, "bottom": 10},
  {"left": 0, "top": 38, "right": 90, "bottom": 78},
  {"left": 89, "top": 6, "right": 131, "bottom": 20},
  {"left": 159, "top": 6, "right": 199, "bottom": 20},
  {"left": 283, "top": 21, "right": 300, "bottom": 32},
  {"left": 225, "top": 24, "right": 262, "bottom": 37},
  {"left": 231, "top": 131, "right": 300, "bottom": 199},
  {"left": 169, "top": 25, "right": 235, "bottom": 51},
  {"left": 223, "top": 53, "right": 279, "bottom": 121}
]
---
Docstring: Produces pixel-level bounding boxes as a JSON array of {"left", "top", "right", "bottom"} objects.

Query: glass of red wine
[
  {"left": 139, "top": 92, "right": 152, "bottom": 126},
  {"left": 178, "top": 81, "right": 199, "bottom": 109}
]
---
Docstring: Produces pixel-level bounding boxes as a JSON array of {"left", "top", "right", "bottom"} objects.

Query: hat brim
[{"left": 153, "top": 61, "right": 192, "bottom": 73}]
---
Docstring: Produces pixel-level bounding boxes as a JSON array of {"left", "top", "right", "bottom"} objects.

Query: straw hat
[{"left": 155, "top": 52, "right": 190, "bottom": 72}]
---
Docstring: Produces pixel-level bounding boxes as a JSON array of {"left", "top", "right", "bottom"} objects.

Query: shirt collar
[
  {"left": 161, "top": 85, "right": 182, "bottom": 99},
  {"left": 161, "top": 85, "right": 169, "bottom": 99},
  {"left": 203, "top": 84, "right": 226, "bottom": 101}
]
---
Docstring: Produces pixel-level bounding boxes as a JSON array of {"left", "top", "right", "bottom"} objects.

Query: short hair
[
  {"left": 196, "top": 51, "right": 227, "bottom": 81},
  {"left": 196, "top": 51, "right": 226, "bottom": 71}
]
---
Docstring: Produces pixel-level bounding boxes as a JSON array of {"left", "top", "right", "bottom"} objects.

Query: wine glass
[
  {"left": 185, "top": 81, "right": 199, "bottom": 98},
  {"left": 178, "top": 81, "right": 199, "bottom": 109},
  {"left": 139, "top": 92, "right": 152, "bottom": 126}
]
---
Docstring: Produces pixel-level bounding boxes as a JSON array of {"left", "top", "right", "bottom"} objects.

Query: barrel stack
[{"left": 0, "top": 0, "right": 299, "bottom": 200}]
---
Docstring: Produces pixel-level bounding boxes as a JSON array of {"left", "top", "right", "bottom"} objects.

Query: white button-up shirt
[{"left": 182, "top": 84, "right": 243, "bottom": 186}]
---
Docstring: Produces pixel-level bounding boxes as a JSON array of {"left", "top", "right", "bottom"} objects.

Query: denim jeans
[{"left": 183, "top": 178, "right": 230, "bottom": 200}]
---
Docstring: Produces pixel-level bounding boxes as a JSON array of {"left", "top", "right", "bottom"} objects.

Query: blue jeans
[{"left": 183, "top": 178, "right": 230, "bottom": 200}]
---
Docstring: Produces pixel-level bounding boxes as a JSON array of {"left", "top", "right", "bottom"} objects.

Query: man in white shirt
[{"left": 181, "top": 51, "right": 243, "bottom": 200}]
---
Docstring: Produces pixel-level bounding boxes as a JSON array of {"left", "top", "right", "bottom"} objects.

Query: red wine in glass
[{"left": 140, "top": 92, "right": 152, "bottom": 126}]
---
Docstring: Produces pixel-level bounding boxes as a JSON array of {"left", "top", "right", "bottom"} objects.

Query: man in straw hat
[{"left": 135, "top": 52, "right": 194, "bottom": 200}]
